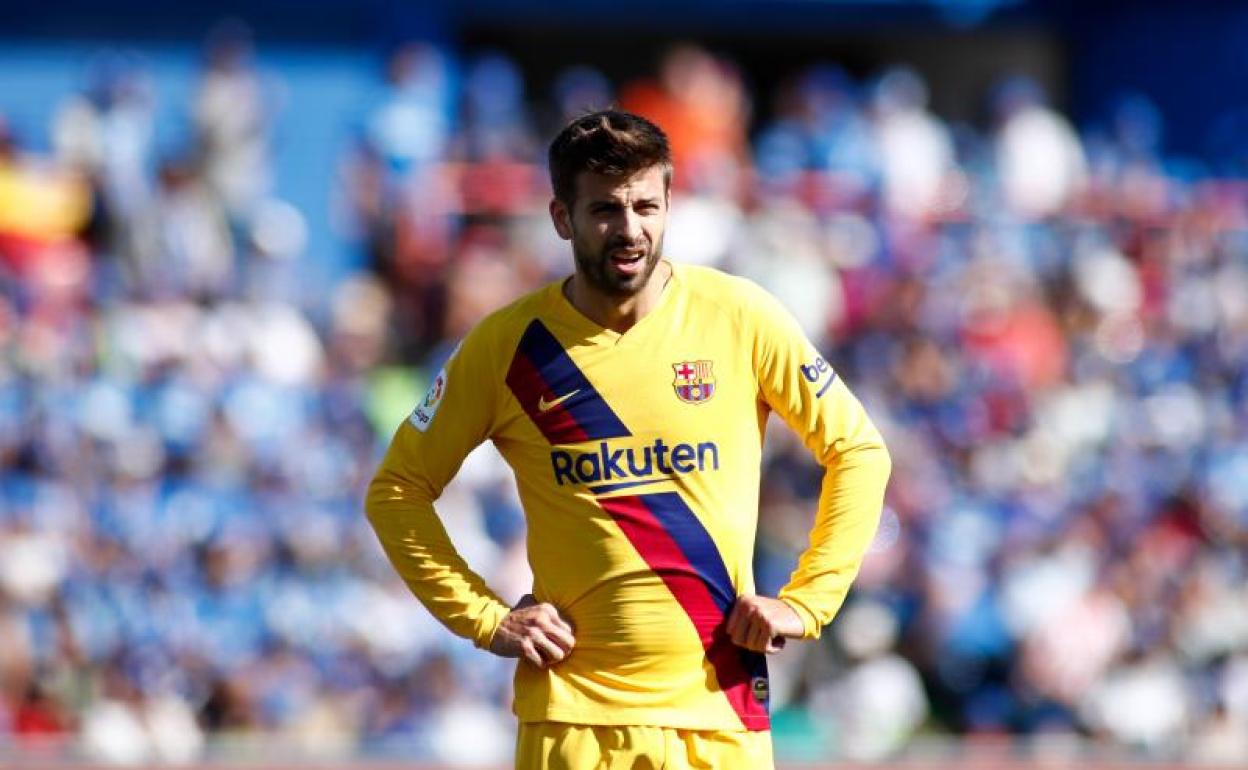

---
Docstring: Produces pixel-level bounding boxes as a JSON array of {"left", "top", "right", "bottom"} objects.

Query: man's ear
[{"left": 549, "top": 198, "right": 573, "bottom": 241}]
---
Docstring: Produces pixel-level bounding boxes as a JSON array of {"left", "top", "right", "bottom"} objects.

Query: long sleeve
[
  {"left": 364, "top": 330, "right": 513, "bottom": 649},
  {"left": 749, "top": 284, "right": 891, "bottom": 640}
]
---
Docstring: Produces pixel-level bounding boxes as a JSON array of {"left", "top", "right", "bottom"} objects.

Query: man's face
[{"left": 550, "top": 166, "right": 669, "bottom": 297}]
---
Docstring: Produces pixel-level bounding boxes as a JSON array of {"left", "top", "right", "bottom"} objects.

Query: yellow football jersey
[{"left": 365, "top": 262, "right": 890, "bottom": 731}]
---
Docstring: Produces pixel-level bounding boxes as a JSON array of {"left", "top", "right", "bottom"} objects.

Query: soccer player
[{"left": 365, "top": 109, "right": 891, "bottom": 769}]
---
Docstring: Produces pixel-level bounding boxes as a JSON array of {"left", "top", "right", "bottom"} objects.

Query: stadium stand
[{"left": 2, "top": 13, "right": 1247, "bottom": 769}]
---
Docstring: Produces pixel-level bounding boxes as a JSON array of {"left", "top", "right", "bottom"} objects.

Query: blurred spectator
[
  {"left": 52, "top": 52, "right": 156, "bottom": 264},
  {"left": 193, "top": 20, "right": 272, "bottom": 219},
  {"left": 147, "top": 156, "right": 235, "bottom": 299},
  {"left": 0, "top": 117, "right": 93, "bottom": 280},
  {"left": 550, "top": 65, "right": 613, "bottom": 128},
  {"left": 991, "top": 76, "right": 1088, "bottom": 220},
  {"left": 809, "top": 600, "right": 928, "bottom": 760},
  {"left": 455, "top": 51, "right": 535, "bottom": 163},
  {"left": 869, "top": 67, "right": 955, "bottom": 220},
  {"left": 367, "top": 42, "right": 455, "bottom": 181},
  {"left": 621, "top": 44, "right": 751, "bottom": 194},
  {"left": 754, "top": 64, "right": 876, "bottom": 208},
  {"left": 1081, "top": 646, "right": 1192, "bottom": 752},
  {"left": 11, "top": 679, "right": 70, "bottom": 744},
  {"left": 79, "top": 669, "right": 203, "bottom": 764}
]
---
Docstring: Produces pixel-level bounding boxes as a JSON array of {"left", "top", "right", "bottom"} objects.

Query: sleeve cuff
[
  {"left": 778, "top": 595, "right": 822, "bottom": 640},
  {"left": 471, "top": 602, "right": 512, "bottom": 650}
]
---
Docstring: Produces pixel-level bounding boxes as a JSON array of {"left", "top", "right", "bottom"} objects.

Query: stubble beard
[{"left": 572, "top": 233, "right": 665, "bottom": 298}]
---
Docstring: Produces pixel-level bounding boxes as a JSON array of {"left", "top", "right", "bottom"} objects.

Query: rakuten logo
[{"left": 551, "top": 439, "right": 720, "bottom": 492}]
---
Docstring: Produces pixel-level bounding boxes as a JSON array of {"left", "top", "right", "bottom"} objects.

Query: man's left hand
[{"left": 725, "top": 594, "right": 804, "bottom": 654}]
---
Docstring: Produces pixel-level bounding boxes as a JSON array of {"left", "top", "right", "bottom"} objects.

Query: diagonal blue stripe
[
  {"left": 636, "top": 491, "right": 770, "bottom": 685},
  {"left": 517, "top": 321, "right": 631, "bottom": 440},
  {"left": 637, "top": 491, "right": 736, "bottom": 614},
  {"left": 587, "top": 477, "right": 674, "bottom": 495}
]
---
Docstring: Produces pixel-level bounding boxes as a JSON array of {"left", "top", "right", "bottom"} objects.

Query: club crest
[{"left": 672, "top": 360, "right": 716, "bottom": 404}]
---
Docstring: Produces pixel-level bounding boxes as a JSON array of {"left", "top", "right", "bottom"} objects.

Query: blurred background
[{"left": 2, "top": 0, "right": 1248, "bottom": 767}]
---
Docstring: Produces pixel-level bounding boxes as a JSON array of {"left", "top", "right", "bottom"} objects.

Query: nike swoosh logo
[{"left": 538, "top": 390, "right": 580, "bottom": 413}]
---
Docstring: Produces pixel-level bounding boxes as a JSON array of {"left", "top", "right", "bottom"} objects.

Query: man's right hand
[{"left": 488, "top": 594, "right": 576, "bottom": 668}]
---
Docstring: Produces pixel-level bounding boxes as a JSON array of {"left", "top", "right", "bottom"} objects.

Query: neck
[{"left": 566, "top": 261, "right": 672, "bottom": 333}]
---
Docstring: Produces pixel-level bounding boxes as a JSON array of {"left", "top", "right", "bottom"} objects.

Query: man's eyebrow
[{"left": 585, "top": 193, "right": 662, "bottom": 208}]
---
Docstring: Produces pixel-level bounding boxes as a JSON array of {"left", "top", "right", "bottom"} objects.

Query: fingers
[
  {"left": 495, "top": 600, "right": 577, "bottom": 669},
  {"left": 727, "top": 601, "right": 762, "bottom": 652},
  {"left": 543, "top": 617, "right": 576, "bottom": 656},
  {"left": 529, "top": 632, "right": 569, "bottom": 667},
  {"left": 725, "top": 602, "right": 747, "bottom": 646},
  {"left": 523, "top": 605, "right": 575, "bottom": 668},
  {"left": 537, "top": 603, "right": 576, "bottom": 664},
  {"left": 742, "top": 612, "right": 769, "bottom": 652},
  {"left": 540, "top": 603, "right": 574, "bottom": 638},
  {"left": 516, "top": 636, "right": 566, "bottom": 668},
  {"left": 727, "top": 595, "right": 796, "bottom": 654},
  {"left": 517, "top": 639, "right": 537, "bottom": 667}
]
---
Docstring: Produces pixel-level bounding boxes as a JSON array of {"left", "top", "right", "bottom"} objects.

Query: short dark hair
[{"left": 548, "top": 109, "right": 673, "bottom": 204}]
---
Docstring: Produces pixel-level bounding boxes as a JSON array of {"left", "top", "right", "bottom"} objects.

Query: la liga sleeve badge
[
  {"left": 409, "top": 367, "right": 448, "bottom": 432},
  {"left": 672, "top": 360, "right": 716, "bottom": 404}
]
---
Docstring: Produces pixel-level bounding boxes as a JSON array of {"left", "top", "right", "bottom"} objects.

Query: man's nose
[{"left": 618, "top": 209, "right": 643, "bottom": 241}]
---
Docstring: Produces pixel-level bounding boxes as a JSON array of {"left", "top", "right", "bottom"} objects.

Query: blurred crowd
[{"left": 2, "top": 26, "right": 1248, "bottom": 767}]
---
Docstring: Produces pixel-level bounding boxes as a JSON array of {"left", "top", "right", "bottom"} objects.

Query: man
[{"left": 365, "top": 109, "right": 890, "bottom": 769}]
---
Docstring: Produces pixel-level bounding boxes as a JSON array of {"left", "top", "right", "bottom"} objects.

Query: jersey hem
[{"left": 515, "top": 705, "right": 771, "bottom": 732}]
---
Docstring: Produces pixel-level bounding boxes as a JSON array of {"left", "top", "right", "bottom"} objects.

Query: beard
[{"left": 571, "top": 231, "right": 665, "bottom": 298}]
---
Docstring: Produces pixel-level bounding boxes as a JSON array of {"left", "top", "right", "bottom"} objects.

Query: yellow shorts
[{"left": 515, "top": 722, "right": 774, "bottom": 770}]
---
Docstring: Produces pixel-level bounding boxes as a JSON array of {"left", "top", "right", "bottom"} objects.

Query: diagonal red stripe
[
  {"left": 506, "top": 350, "right": 590, "bottom": 444},
  {"left": 603, "top": 495, "right": 722, "bottom": 643},
  {"left": 599, "top": 495, "right": 769, "bottom": 730}
]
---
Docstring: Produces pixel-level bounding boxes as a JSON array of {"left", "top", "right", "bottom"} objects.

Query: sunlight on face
[{"left": 562, "top": 166, "right": 669, "bottom": 297}]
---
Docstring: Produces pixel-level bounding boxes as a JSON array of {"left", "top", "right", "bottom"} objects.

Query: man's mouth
[
  {"left": 608, "top": 247, "right": 647, "bottom": 275},
  {"left": 609, "top": 247, "right": 645, "bottom": 264},
  {"left": 609, "top": 245, "right": 648, "bottom": 275}
]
